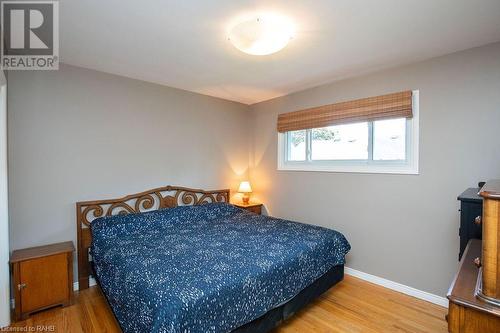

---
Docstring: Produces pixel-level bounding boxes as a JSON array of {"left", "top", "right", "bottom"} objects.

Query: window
[
  {"left": 278, "top": 91, "right": 419, "bottom": 174},
  {"left": 311, "top": 122, "right": 368, "bottom": 160}
]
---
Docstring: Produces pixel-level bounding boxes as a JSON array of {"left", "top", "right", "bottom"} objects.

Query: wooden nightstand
[
  {"left": 10, "top": 241, "right": 75, "bottom": 321},
  {"left": 234, "top": 203, "right": 263, "bottom": 215}
]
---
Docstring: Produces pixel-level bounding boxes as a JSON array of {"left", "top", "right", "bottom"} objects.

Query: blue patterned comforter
[{"left": 90, "top": 203, "right": 350, "bottom": 333}]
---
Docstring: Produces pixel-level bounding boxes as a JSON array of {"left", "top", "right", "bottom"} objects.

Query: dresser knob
[
  {"left": 473, "top": 257, "right": 481, "bottom": 268},
  {"left": 474, "top": 216, "right": 482, "bottom": 225}
]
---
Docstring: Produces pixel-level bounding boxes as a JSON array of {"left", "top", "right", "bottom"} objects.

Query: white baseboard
[
  {"left": 345, "top": 266, "right": 448, "bottom": 308},
  {"left": 73, "top": 277, "right": 97, "bottom": 291}
]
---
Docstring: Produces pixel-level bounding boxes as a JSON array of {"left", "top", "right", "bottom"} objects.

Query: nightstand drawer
[
  {"left": 246, "top": 205, "right": 262, "bottom": 214},
  {"left": 234, "top": 203, "right": 263, "bottom": 215}
]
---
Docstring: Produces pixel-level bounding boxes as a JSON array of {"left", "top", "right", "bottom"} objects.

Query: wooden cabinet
[
  {"left": 234, "top": 203, "right": 263, "bottom": 215},
  {"left": 479, "top": 180, "right": 500, "bottom": 302},
  {"left": 448, "top": 180, "right": 500, "bottom": 332},
  {"left": 447, "top": 240, "right": 500, "bottom": 332},
  {"left": 10, "top": 241, "right": 74, "bottom": 321}
]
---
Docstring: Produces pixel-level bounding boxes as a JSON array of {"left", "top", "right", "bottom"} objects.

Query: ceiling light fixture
[{"left": 228, "top": 14, "right": 295, "bottom": 56}]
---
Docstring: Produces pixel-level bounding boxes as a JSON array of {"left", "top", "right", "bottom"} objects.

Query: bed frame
[{"left": 76, "top": 185, "right": 230, "bottom": 290}]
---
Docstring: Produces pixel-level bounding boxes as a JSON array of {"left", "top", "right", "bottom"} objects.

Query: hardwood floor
[
  {"left": 275, "top": 276, "right": 448, "bottom": 333},
  {"left": 8, "top": 275, "right": 448, "bottom": 333}
]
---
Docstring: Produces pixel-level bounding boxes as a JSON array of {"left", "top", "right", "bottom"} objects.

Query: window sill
[{"left": 277, "top": 163, "right": 419, "bottom": 175}]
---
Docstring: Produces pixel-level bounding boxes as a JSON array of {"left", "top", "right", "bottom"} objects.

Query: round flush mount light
[{"left": 228, "top": 14, "right": 295, "bottom": 56}]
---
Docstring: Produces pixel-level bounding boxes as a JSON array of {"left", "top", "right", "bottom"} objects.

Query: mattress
[{"left": 90, "top": 203, "right": 350, "bottom": 333}]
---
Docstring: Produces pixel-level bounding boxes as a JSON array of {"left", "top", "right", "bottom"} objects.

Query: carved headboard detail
[{"left": 76, "top": 186, "right": 230, "bottom": 290}]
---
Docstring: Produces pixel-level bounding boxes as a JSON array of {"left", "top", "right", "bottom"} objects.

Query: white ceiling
[{"left": 61, "top": 0, "right": 500, "bottom": 105}]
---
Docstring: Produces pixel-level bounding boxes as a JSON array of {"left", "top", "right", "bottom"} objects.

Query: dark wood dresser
[
  {"left": 457, "top": 188, "right": 483, "bottom": 260},
  {"left": 448, "top": 240, "right": 500, "bottom": 332},
  {"left": 447, "top": 181, "right": 500, "bottom": 332}
]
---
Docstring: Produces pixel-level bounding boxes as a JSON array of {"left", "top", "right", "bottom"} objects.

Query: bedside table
[
  {"left": 10, "top": 241, "right": 75, "bottom": 321},
  {"left": 234, "top": 203, "right": 263, "bottom": 215}
]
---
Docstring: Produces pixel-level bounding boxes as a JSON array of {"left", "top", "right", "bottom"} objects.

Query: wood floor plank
[{"left": 7, "top": 275, "right": 448, "bottom": 332}]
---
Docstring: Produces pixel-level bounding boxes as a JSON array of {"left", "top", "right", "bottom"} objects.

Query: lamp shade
[{"left": 238, "top": 181, "right": 252, "bottom": 193}]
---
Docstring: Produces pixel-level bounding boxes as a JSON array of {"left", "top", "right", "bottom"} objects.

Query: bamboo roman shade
[{"left": 277, "top": 90, "right": 413, "bottom": 132}]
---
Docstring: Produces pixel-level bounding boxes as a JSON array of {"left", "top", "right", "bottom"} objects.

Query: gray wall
[
  {"left": 249, "top": 42, "right": 500, "bottom": 296},
  {"left": 7, "top": 64, "right": 250, "bottom": 278}
]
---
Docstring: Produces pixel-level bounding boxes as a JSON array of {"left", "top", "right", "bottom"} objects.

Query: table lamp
[{"left": 238, "top": 181, "right": 252, "bottom": 205}]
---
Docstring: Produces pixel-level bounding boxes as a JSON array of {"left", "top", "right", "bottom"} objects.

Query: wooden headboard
[{"left": 76, "top": 185, "right": 230, "bottom": 290}]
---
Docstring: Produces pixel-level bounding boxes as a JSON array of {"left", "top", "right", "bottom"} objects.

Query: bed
[{"left": 76, "top": 186, "right": 350, "bottom": 333}]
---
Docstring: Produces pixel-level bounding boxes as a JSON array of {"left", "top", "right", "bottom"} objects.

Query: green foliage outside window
[{"left": 291, "top": 128, "right": 339, "bottom": 146}]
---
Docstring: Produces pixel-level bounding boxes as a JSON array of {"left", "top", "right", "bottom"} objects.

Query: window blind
[{"left": 277, "top": 90, "right": 413, "bottom": 132}]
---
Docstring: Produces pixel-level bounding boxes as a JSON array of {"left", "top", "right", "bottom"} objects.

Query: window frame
[{"left": 277, "top": 90, "right": 419, "bottom": 175}]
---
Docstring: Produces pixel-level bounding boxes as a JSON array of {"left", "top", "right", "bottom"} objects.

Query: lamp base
[{"left": 242, "top": 194, "right": 250, "bottom": 205}]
